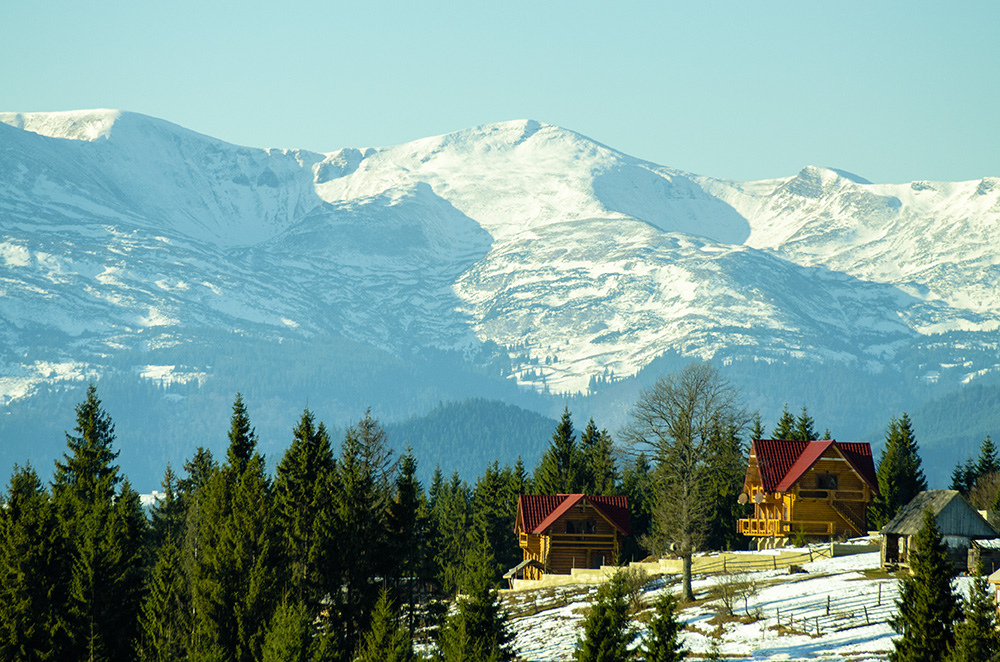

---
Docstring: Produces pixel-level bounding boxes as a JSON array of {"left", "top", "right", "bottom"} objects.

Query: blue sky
[{"left": 2, "top": 1, "right": 997, "bottom": 184}]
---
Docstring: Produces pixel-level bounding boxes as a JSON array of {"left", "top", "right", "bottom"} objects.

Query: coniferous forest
[{"left": 1, "top": 363, "right": 966, "bottom": 662}]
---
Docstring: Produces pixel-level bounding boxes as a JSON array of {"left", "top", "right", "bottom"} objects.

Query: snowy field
[{"left": 505, "top": 549, "right": 974, "bottom": 661}]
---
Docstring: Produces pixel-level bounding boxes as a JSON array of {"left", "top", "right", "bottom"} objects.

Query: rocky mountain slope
[{"left": 1, "top": 110, "right": 998, "bottom": 485}]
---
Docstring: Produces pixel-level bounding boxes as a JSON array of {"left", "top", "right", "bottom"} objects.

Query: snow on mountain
[{"left": 1, "top": 110, "right": 998, "bottom": 400}]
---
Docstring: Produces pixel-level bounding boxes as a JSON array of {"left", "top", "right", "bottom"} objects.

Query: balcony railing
[{"left": 737, "top": 518, "right": 835, "bottom": 537}]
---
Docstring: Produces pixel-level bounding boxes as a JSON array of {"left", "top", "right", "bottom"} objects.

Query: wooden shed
[
  {"left": 514, "top": 494, "right": 630, "bottom": 579},
  {"left": 880, "top": 490, "right": 998, "bottom": 571},
  {"left": 737, "top": 439, "right": 878, "bottom": 547}
]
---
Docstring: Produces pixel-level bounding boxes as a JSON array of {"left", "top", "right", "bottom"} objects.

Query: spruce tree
[
  {"left": 137, "top": 542, "right": 189, "bottom": 662},
  {"left": 438, "top": 539, "right": 513, "bottom": 662},
  {"left": 580, "top": 419, "right": 618, "bottom": 495},
  {"left": 260, "top": 601, "right": 314, "bottom": 662},
  {"left": 703, "top": 420, "right": 747, "bottom": 551},
  {"left": 889, "top": 509, "right": 961, "bottom": 662},
  {"left": 148, "top": 465, "right": 185, "bottom": 555},
  {"left": 52, "top": 385, "right": 146, "bottom": 662},
  {"left": 190, "top": 395, "right": 281, "bottom": 662},
  {"left": 274, "top": 408, "right": 337, "bottom": 606},
  {"left": 641, "top": 591, "right": 688, "bottom": 662},
  {"left": 947, "top": 563, "right": 1000, "bottom": 662},
  {"left": 0, "top": 465, "right": 69, "bottom": 662},
  {"left": 620, "top": 454, "right": 654, "bottom": 562},
  {"left": 386, "top": 448, "right": 430, "bottom": 633},
  {"left": 772, "top": 404, "right": 795, "bottom": 440},
  {"left": 333, "top": 409, "right": 396, "bottom": 653},
  {"left": 750, "top": 414, "right": 765, "bottom": 441},
  {"left": 794, "top": 406, "right": 816, "bottom": 441},
  {"left": 871, "top": 414, "right": 928, "bottom": 529},
  {"left": 356, "top": 587, "right": 415, "bottom": 662},
  {"left": 430, "top": 472, "right": 471, "bottom": 595},
  {"left": 534, "top": 407, "right": 582, "bottom": 494},
  {"left": 976, "top": 436, "right": 1000, "bottom": 479},
  {"left": 574, "top": 571, "right": 636, "bottom": 662}
]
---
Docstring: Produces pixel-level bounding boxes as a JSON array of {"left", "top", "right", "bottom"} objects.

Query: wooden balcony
[{"left": 738, "top": 518, "right": 835, "bottom": 537}]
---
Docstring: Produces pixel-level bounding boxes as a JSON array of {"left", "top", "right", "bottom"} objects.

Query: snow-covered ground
[{"left": 506, "top": 550, "right": 974, "bottom": 661}]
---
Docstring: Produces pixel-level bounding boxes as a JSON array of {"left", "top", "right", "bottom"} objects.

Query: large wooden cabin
[
  {"left": 738, "top": 439, "right": 878, "bottom": 546},
  {"left": 514, "top": 494, "right": 630, "bottom": 579}
]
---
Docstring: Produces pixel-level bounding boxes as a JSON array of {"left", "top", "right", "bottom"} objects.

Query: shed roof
[
  {"left": 517, "top": 494, "right": 630, "bottom": 536},
  {"left": 881, "top": 490, "right": 998, "bottom": 537},
  {"left": 750, "top": 439, "right": 878, "bottom": 494}
]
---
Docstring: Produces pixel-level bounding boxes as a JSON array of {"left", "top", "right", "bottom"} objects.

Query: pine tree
[
  {"left": 580, "top": 419, "right": 618, "bottom": 495},
  {"left": 52, "top": 385, "right": 146, "bottom": 662},
  {"left": 437, "top": 539, "right": 513, "bottom": 662},
  {"left": 148, "top": 465, "right": 186, "bottom": 554},
  {"left": 356, "top": 587, "right": 414, "bottom": 662},
  {"left": 620, "top": 454, "right": 654, "bottom": 562},
  {"left": 794, "top": 406, "right": 816, "bottom": 441},
  {"left": 534, "top": 407, "right": 582, "bottom": 494},
  {"left": 703, "top": 419, "right": 747, "bottom": 551},
  {"left": 260, "top": 601, "right": 314, "bottom": 662},
  {"left": 750, "top": 414, "right": 765, "bottom": 441},
  {"left": 871, "top": 414, "right": 928, "bottom": 529},
  {"left": 976, "top": 436, "right": 1000, "bottom": 480},
  {"left": 772, "top": 405, "right": 795, "bottom": 440},
  {"left": 951, "top": 458, "right": 977, "bottom": 495},
  {"left": 889, "top": 509, "right": 961, "bottom": 662},
  {"left": 333, "top": 409, "right": 396, "bottom": 653},
  {"left": 386, "top": 448, "right": 430, "bottom": 633},
  {"left": 948, "top": 563, "right": 1000, "bottom": 662},
  {"left": 190, "top": 395, "right": 281, "bottom": 662},
  {"left": 274, "top": 408, "right": 337, "bottom": 606},
  {"left": 430, "top": 472, "right": 471, "bottom": 595},
  {"left": 574, "top": 571, "right": 637, "bottom": 662},
  {"left": 0, "top": 465, "right": 69, "bottom": 662},
  {"left": 137, "top": 542, "right": 189, "bottom": 662},
  {"left": 640, "top": 591, "right": 688, "bottom": 662}
]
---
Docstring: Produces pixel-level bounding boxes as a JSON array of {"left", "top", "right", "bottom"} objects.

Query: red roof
[
  {"left": 517, "top": 494, "right": 630, "bottom": 536},
  {"left": 751, "top": 439, "right": 878, "bottom": 495}
]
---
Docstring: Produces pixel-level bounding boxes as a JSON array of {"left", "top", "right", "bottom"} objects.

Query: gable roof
[
  {"left": 517, "top": 494, "right": 630, "bottom": 536},
  {"left": 751, "top": 439, "right": 878, "bottom": 495},
  {"left": 881, "top": 490, "right": 998, "bottom": 537}
]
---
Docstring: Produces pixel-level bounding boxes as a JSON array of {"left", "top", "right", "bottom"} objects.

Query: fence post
[
  {"left": 878, "top": 583, "right": 881, "bottom": 606},
  {"left": 815, "top": 616, "right": 820, "bottom": 635},
  {"left": 773, "top": 556, "right": 777, "bottom": 570},
  {"left": 864, "top": 605, "right": 870, "bottom": 626},
  {"left": 826, "top": 595, "right": 830, "bottom": 616}
]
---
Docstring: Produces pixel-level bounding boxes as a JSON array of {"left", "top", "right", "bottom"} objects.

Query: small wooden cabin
[
  {"left": 514, "top": 494, "right": 630, "bottom": 579},
  {"left": 881, "top": 490, "right": 998, "bottom": 571},
  {"left": 737, "top": 439, "right": 878, "bottom": 546}
]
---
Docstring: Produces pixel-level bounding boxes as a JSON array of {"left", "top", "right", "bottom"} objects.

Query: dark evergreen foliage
[
  {"left": 333, "top": 409, "right": 396, "bottom": 653},
  {"left": 948, "top": 564, "right": 1000, "bottom": 662},
  {"left": 574, "top": 571, "right": 637, "bottom": 662},
  {"left": 0, "top": 465, "right": 68, "bottom": 662},
  {"left": 260, "top": 601, "right": 315, "bottom": 662},
  {"left": 356, "top": 587, "right": 415, "bottom": 662},
  {"left": 579, "top": 418, "right": 618, "bottom": 495},
  {"left": 703, "top": 420, "right": 748, "bottom": 551},
  {"left": 137, "top": 542, "right": 189, "bottom": 662},
  {"left": 641, "top": 591, "right": 688, "bottom": 662},
  {"left": 772, "top": 404, "right": 795, "bottom": 440},
  {"left": 871, "top": 414, "right": 928, "bottom": 530},
  {"left": 437, "top": 539, "right": 513, "bottom": 662},
  {"left": 534, "top": 407, "right": 583, "bottom": 494},
  {"left": 794, "top": 406, "right": 816, "bottom": 441},
  {"left": 889, "top": 509, "right": 961, "bottom": 662},
  {"left": 274, "top": 408, "right": 337, "bottom": 606}
]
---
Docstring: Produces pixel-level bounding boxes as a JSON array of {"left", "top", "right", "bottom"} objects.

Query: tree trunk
[{"left": 682, "top": 553, "right": 694, "bottom": 601}]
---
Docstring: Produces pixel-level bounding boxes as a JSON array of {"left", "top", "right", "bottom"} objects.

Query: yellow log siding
[
  {"left": 517, "top": 501, "right": 623, "bottom": 576},
  {"left": 739, "top": 448, "right": 874, "bottom": 539}
]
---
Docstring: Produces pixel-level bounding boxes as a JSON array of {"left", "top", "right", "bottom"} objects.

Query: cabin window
[
  {"left": 817, "top": 473, "right": 838, "bottom": 490},
  {"left": 565, "top": 521, "right": 575, "bottom": 534},
  {"left": 585, "top": 519, "right": 596, "bottom": 534}
]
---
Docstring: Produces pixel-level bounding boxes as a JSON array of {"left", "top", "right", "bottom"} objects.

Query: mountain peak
[{"left": 0, "top": 109, "right": 124, "bottom": 142}]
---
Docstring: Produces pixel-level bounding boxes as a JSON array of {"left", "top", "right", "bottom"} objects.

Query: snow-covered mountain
[{"left": 2, "top": 109, "right": 998, "bottom": 404}]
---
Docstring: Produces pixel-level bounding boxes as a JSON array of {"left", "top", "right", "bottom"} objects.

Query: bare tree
[{"left": 622, "top": 362, "right": 746, "bottom": 601}]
